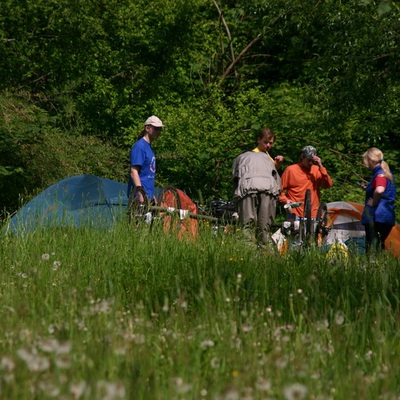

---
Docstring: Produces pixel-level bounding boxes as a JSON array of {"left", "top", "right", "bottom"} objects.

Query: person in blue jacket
[
  {"left": 361, "top": 147, "right": 396, "bottom": 252},
  {"left": 127, "top": 115, "right": 163, "bottom": 203}
]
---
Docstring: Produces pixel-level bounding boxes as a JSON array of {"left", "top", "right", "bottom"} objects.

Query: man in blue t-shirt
[{"left": 127, "top": 115, "right": 163, "bottom": 203}]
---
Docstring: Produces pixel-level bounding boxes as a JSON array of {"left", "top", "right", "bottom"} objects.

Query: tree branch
[
  {"left": 218, "top": 34, "right": 261, "bottom": 87},
  {"left": 212, "top": 0, "right": 238, "bottom": 78}
]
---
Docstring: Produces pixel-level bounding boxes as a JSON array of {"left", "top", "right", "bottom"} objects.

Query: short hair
[{"left": 257, "top": 127, "right": 275, "bottom": 141}]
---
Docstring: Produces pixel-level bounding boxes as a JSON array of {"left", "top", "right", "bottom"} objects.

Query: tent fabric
[
  {"left": 325, "top": 201, "right": 400, "bottom": 258},
  {"left": 156, "top": 186, "right": 198, "bottom": 239},
  {"left": 7, "top": 175, "right": 129, "bottom": 234},
  {"left": 6, "top": 175, "right": 200, "bottom": 238}
]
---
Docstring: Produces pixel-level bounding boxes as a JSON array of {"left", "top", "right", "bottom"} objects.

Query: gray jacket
[{"left": 232, "top": 151, "right": 281, "bottom": 199}]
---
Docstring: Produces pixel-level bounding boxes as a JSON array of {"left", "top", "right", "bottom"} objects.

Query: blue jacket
[{"left": 361, "top": 165, "right": 396, "bottom": 226}]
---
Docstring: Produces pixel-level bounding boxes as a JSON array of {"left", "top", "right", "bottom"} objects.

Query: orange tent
[{"left": 325, "top": 201, "right": 400, "bottom": 258}]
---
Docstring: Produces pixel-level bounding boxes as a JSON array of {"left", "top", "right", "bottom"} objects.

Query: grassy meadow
[{"left": 1, "top": 217, "right": 400, "bottom": 400}]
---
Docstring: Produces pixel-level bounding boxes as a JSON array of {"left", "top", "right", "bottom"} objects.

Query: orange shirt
[{"left": 279, "top": 163, "right": 333, "bottom": 218}]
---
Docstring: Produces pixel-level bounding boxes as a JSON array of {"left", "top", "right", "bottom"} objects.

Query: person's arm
[
  {"left": 278, "top": 169, "right": 291, "bottom": 204},
  {"left": 130, "top": 166, "right": 145, "bottom": 203},
  {"left": 311, "top": 155, "right": 333, "bottom": 188},
  {"left": 274, "top": 155, "right": 284, "bottom": 169},
  {"left": 367, "top": 175, "right": 387, "bottom": 207},
  {"left": 367, "top": 186, "right": 384, "bottom": 207}
]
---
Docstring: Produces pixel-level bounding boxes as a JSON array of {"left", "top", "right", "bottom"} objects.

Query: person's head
[
  {"left": 138, "top": 115, "right": 164, "bottom": 141},
  {"left": 256, "top": 128, "right": 276, "bottom": 153},
  {"left": 362, "top": 147, "right": 382, "bottom": 169},
  {"left": 300, "top": 145, "right": 317, "bottom": 168},
  {"left": 362, "top": 147, "right": 393, "bottom": 181}
]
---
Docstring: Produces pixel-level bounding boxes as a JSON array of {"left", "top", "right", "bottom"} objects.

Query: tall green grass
[{"left": 1, "top": 218, "right": 400, "bottom": 399}]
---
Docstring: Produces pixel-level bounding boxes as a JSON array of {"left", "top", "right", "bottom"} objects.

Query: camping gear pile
[
  {"left": 5, "top": 175, "right": 400, "bottom": 258},
  {"left": 6, "top": 175, "right": 215, "bottom": 240},
  {"left": 273, "top": 201, "right": 400, "bottom": 258}
]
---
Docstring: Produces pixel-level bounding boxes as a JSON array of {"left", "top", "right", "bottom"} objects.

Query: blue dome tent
[{"left": 6, "top": 175, "right": 129, "bottom": 234}]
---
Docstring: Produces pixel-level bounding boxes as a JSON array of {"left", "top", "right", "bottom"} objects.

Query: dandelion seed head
[
  {"left": 365, "top": 350, "right": 374, "bottom": 360},
  {"left": 210, "top": 357, "right": 220, "bottom": 369},
  {"left": 242, "top": 324, "right": 253, "bottom": 333},
  {"left": 315, "top": 319, "right": 329, "bottom": 331},
  {"left": 222, "top": 387, "right": 240, "bottom": 400},
  {"left": 96, "top": 380, "right": 126, "bottom": 400},
  {"left": 70, "top": 381, "right": 88, "bottom": 399},
  {"left": 52, "top": 261, "right": 61, "bottom": 270},
  {"left": 133, "top": 334, "right": 146, "bottom": 345},
  {"left": 334, "top": 311, "right": 345, "bottom": 325},
  {"left": 38, "top": 380, "right": 60, "bottom": 398},
  {"left": 179, "top": 299, "right": 187, "bottom": 309},
  {"left": 283, "top": 383, "right": 308, "bottom": 400},
  {"left": 255, "top": 378, "right": 271, "bottom": 391},
  {"left": 1, "top": 356, "right": 16, "bottom": 372},
  {"left": 172, "top": 377, "right": 192, "bottom": 394},
  {"left": 17, "top": 347, "right": 50, "bottom": 372},
  {"left": 275, "top": 356, "right": 288, "bottom": 369},
  {"left": 201, "top": 339, "right": 215, "bottom": 349},
  {"left": 55, "top": 356, "right": 71, "bottom": 369}
]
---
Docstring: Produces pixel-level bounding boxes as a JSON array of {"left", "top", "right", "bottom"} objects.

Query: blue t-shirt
[{"left": 128, "top": 138, "right": 156, "bottom": 200}]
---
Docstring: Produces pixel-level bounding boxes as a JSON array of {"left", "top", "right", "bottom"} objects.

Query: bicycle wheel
[
  {"left": 155, "top": 186, "right": 182, "bottom": 234},
  {"left": 303, "top": 189, "right": 312, "bottom": 237},
  {"left": 156, "top": 186, "right": 181, "bottom": 210},
  {"left": 315, "top": 203, "right": 329, "bottom": 245}
]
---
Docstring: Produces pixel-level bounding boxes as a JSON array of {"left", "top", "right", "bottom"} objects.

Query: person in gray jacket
[{"left": 232, "top": 150, "right": 281, "bottom": 247}]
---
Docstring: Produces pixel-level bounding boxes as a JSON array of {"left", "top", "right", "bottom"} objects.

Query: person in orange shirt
[{"left": 279, "top": 145, "right": 333, "bottom": 219}]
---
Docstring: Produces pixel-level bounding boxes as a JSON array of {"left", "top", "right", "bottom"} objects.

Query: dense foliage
[{"left": 1, "top": 0, "right": 399, "bottom": 214}]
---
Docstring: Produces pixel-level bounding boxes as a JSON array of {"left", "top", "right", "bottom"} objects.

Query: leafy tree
[
  {"left": 0, "top": 92, "right": 126, "bottom": 213},
  {"left": 0, "top": 0, "right": 399, "bottom": 215}
]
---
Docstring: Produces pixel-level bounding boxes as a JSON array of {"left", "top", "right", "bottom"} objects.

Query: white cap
[{"left": 144, "top": 115, "right": 164, "bottom": 127}]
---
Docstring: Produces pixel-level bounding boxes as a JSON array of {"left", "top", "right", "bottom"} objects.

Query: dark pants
[{"left": 364, "top": 222, "right": 393, "bottom": 252}]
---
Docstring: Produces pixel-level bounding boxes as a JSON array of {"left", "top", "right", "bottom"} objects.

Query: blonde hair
[{"left": 362, "top": 147, "right": 393, "bottom": 182}]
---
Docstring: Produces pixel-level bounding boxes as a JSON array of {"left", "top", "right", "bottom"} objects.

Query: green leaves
[{"left": 1, "top": 0, "right": 400, "bottom": 215}]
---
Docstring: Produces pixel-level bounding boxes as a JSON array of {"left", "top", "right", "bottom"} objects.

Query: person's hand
[
  {"left": 367, "top": 197, "right": 374, "bottom": 207},
  {"left": 310, "top": 155, "right": 322, "bottom": 167},
  {"left": 137, "top": 191, "right": 145, "bottom": 204},
  {"left": 134, "top": 187, "right": 145, "bottom": 204},
  {"left": 274, "top": 155, "right": 284, "bottom": 166}
]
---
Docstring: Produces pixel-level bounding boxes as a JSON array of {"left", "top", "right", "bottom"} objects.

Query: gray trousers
[{"left": 238, "top": 193, "right": 277, "bottom": 245}]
